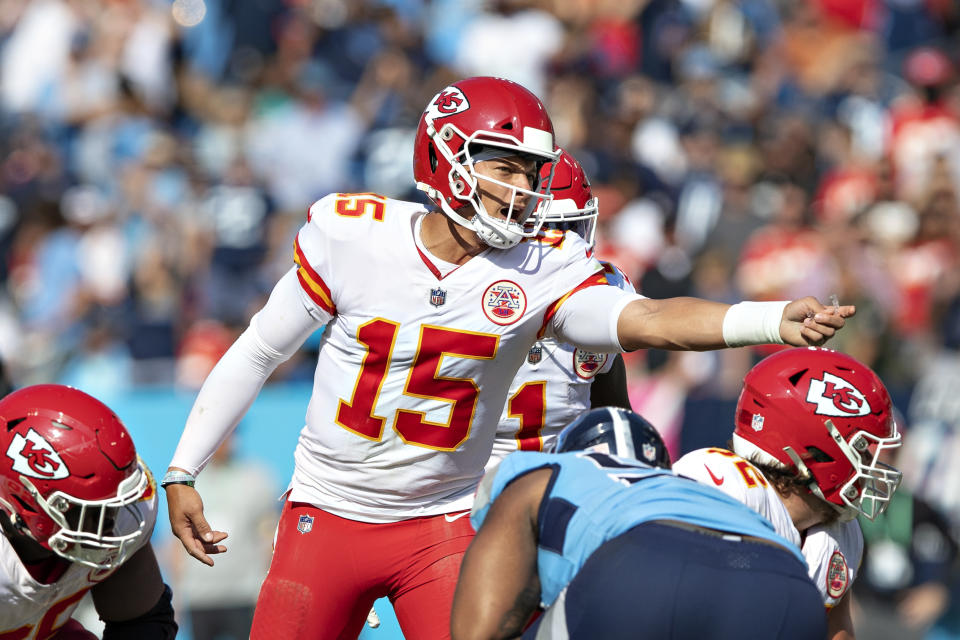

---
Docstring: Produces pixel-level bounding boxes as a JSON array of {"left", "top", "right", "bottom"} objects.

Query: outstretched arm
[
  {"left": 616, "top": 296, "right": 854, "bottom": 352},
  {"left": 551, "top": 285, "right": 854, "bottom": 354},
  {"left": 451, "top": 468, "right": 552, "bottom": 640}
]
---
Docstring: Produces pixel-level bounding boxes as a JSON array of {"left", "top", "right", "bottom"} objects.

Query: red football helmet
[
  {"left": 413, "top": 76, "right": 560, "bottom": 249},
  {"left": 0, "top": 385, "right": 150, "bottom": 569},
  {"left": 540, "top": 149, "right": 599, "bottom": 247},
  {"left": 732, "top": 347, "right": 901, "bottom": 521}
]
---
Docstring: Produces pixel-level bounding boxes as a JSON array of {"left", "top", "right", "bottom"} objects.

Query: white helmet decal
[
  {"left": 425, "top": 87, "right": 470, "bottom": 120},
  {"left": 806, "top": 372, "right": 871, "bottom": 417},
  {"left": 6, "top": 428, "right": 70, "bottom": 480}
]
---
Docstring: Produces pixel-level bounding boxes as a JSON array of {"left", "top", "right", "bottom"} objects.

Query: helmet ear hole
[
  {"left": 13, "top": 495, "right": 36, "bottom": 513},
  {"left": 805, "top": 446, "right": 833, "bottom": 463},
  {"left": 428, "top": 143, "right": 438, "bottom": 173}
]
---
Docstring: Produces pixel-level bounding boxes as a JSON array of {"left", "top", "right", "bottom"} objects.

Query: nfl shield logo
[
  {"left": 430, "top": 287, "right": 447, "bottom": 307},
  {"left": 751, "top": 414, "right": 764, "bottom": 432},
  {"left": 641, "top": 443, "right": 657, "bottom": 462},
  {"left": 297, "top": 514, "right": 314, "bottom": 535},
  {"left": 528, "top": 345, "right": 542, "bottom": 364}
]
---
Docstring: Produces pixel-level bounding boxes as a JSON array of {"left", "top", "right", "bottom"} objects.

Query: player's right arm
[
  {"left": 166, "top": 198, "right": 342, "bottom": 564},
  {"left": 166, "top": 255, "right": 328, "bottom": 566},
  {"left": 451, "top": 467, "right": 550, "bottom": 640}
]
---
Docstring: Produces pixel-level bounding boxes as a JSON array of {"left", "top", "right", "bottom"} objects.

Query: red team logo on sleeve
[
  {"left": 826, "top": 550, "right": 849, "bottom": 599},
  {"left": 482, "top": 281, "right": 527, "bottom": 325},
  {"left": 573, "top": 349, "right": 608, "bottom": 380}
]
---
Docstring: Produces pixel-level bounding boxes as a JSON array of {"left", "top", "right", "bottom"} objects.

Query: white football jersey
[
  {"left": 673, "top": 448, "right": 801, "bottom": 547},
  {"left": 803, "top": 520, "right": 862, "bottom": 609},
  {"left": 488, "top": 262, "right": 636, "bottom": 468},
  {"left": 0, "top": 468, "right": 158, "bottom": 638},
  {"left": 290, "top": 194, "right": 617, "bottom": 522},
  {"left": 674, "top": 448, "right": 862, "bottom": 606}
]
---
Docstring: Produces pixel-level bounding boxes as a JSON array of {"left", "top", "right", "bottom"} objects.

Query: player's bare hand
[
  {"left": 780, "top": 296, "right": 856, "bottom": 347},
  {"left": 165, "top": 483, "right": 228, "bottom": 566}
]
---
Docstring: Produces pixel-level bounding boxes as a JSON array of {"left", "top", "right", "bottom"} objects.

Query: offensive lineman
[
  {"left": 674, "top": 347, "right": 902, "bottom": 640},
  {"left": 163, "top": 76, "right": 854, "bottom": 639},
  {"left": 0, "top": 385, "right": 176, "bottom": 640},
  {"left": 454, "top": 407, "right": 825, "bottom": 639}
]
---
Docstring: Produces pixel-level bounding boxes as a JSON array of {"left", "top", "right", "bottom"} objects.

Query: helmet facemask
[
  {"left": 824, "top": 419, "right": 902, "bottom": 521},
  {"left": 746, "top": 417, "right": 903, "bottom": 523},
  {"left": 419, "top": 117, "right": 558, "bottom": 249},
  {"left": 26, "top": 461, "right": 150, "bottom": 569}
]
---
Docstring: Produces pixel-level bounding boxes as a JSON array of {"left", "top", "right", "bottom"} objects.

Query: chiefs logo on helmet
[
  {"left": 426, "top": 87, "right": 471, "bottom": 119},
  {"left": 6, "top": 428, "right": 70, "bottom": 480},
  {"left": 806, "top": 372, "right": 871, "bottom": 417}
]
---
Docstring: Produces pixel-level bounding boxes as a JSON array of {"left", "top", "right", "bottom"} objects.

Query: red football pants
[{"left": 250, "top": 501, "right": 475, "bottom": 640}]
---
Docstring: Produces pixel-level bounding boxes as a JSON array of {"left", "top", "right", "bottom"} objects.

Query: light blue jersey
[{"left": 472, "top": 451, "right": 804, "bottom": 607}]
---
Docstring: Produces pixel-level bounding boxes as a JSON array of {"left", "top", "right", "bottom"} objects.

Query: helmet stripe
[{"left": 610, "top": 408, "right": 635, "bottom": 459}]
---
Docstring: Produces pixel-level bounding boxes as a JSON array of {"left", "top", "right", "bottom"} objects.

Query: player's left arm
[
  {"left": 616, "top": 296, "right": 854, "bottom": 351},
  {"left": 91, "top": 543, "right": 177, "bottom": 640},
  {"left": 551, "top": 286, "right": 854, "bottom": 352},
  {"left": 589, "top": 354, "right": 631, "bottom": 410},
  {"left": 451, "top": 468, "right": 552, "bottom": 640},
  {"left": 827, "top": 592, "right": 855, "bottom": 640}
]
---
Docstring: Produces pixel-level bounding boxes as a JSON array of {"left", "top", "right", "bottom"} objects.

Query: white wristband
[{"left": 722, "top": 301, "right": 790, "bottom": 347}]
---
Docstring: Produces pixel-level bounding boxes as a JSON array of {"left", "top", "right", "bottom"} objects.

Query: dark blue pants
[{"left": 526, "top": 521, "right": 826, "bottom": 640}]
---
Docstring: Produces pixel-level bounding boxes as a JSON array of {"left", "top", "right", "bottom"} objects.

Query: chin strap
[{"left": 417, "top": 183, "right": 524, "bottom": 250}]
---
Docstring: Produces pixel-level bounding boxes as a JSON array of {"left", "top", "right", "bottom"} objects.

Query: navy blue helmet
[{"left": 553, "top": 407, "right": 672, "bottom": 469}]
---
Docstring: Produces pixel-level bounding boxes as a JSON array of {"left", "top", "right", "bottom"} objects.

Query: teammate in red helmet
[
  {"left": 0, "top": 384, "right": 176, "bottom": 640},
  {"left": 675, "top": 347, "right": 902, "bottom": 640}
]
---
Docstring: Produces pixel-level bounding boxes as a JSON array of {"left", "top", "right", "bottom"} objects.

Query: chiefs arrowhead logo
[
  {"left": 425, "top": 87, "right": 471, "bottom": 120},
  {"left": 806, "top": 372, "right": 871, "bottom": 417},
  {"left": 6, "top": 428, "right": 70, "bottom": 480}
]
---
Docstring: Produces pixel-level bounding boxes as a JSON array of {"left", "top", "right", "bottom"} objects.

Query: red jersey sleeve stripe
[
  {"left": 538, "top": 270, "right": 609, "bottom": 339},
  {"left": 293, "top": 236, "right": 336, "bottom": 315}
]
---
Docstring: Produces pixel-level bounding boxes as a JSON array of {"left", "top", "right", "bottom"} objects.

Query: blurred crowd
[{"left": 2, "top": 0, "right": 960, "bottom": 637}]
